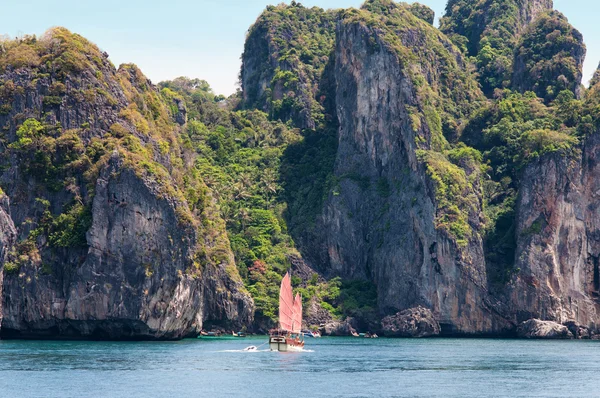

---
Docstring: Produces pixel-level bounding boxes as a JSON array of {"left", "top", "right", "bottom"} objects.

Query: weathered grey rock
[
  {"left": 508, "top": 132, "right": 600, "bottom": 332},
  {"left": 381, "top": 307, "right": 440, "bottom": 338},
  {"left": 517, "top": 319, "right": 573, "bottom": 339},
  {"left": 0, "top": 194, "right": 17, "bottom": 333},
  {"left": 517, "top": 0, "right": 555, "bottom": 31},
  {"left": 173, "top": 97, "right": 187, "bottom": 125},
  {"left": 238, "top": 1, "right": 600, "bottom": 337},
  {"left": 305, "top": 296, "right": 335, "bottom": 328},
  {"left": 320, "top": 317, "right": 357, "bottom": 336},
  {"left": 1, "top": 154, "right": 253, "bottom": 339},
  {"left": 240, "top": 4, "right": 336, "bottom": 130},
  {"left": 565, "top": 321, "right": 591, "bottom": 339}
]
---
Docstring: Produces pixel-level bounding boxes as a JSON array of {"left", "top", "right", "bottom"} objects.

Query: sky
[{"left": 1, "top": 0, "right": 598, "bottom": 95}]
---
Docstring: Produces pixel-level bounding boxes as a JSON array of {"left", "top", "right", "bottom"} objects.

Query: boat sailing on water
[{"left": 269, "top": 272, "right": 305, "bottom": 352}]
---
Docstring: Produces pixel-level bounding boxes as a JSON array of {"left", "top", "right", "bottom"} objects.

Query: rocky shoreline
[{"left": 313, "top": 310, "right": 597, "bottom": 340}]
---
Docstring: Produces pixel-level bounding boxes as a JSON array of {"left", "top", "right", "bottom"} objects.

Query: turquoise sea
[{"left": 1, "top": 337, "right": 599, "bottom": 397}]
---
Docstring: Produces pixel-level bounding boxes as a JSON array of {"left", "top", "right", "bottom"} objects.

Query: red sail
[
  {"left": 278, "top": 273, "right": 294, "bottom": 331},
  {"left": 292, "top": 293, "right": 302, "bottom": 334}
]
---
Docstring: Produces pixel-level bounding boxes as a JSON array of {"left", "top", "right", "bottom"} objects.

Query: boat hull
[{"left": 269, "top": 335, "right": 304, "bottom": 352}]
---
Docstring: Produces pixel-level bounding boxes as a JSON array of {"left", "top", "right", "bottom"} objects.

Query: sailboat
[{"left": 269, "top": 272, "right": 305, "bottom": 352}]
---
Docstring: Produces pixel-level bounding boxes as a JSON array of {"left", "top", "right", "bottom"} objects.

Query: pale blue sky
[{"left": 1, "top": 0, "right": 597, "bottom": 95}]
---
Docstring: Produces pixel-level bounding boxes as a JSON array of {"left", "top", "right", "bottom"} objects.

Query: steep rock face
[
  {"left": 508, "top": 132, "right": 600, "bottom": 330},
  {"left": 0, "top": 29, "right": 252, "bottom": 339},
  {"left": 512, "top": 11, "right": 586, "bottom": 101},
  {"left": 239, "top": 0, "right": 598, "bottom": 336},
  {"left": 319, "top": 317, "right": 357, "bottom": 336},
  {"left": 310, "top": 4, "right": 510, "bottom": 335},
  {"left": 0, "top": 194, "right": 17, "bottom": 331},
  {"left": 2, "top": 154, "right": 252, "bottom": 339}
]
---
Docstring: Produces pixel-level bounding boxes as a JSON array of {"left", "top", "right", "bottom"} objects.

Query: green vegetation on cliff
[
  {"left": 407, "top": 3, "right": 435, "bottom": 24},
  {"left": 440, "top": 0, "right": 554, "bottom": 96},
  {"left": 513, "top": 11, "right": 585, "bottom": 102},
  {"left": 161, "top": 77, "right": 330, "bottom": 326},
  {"left": 590, "top": 65, "right": 600, "bottom": 88},
  {"left": 162, "top": 76, "right": 372, "bottom": 328},
  {"left": 441, "top": 0, "right": 522, "bottom": 94},
  {"left": 417, "top": 144, "right": 488, "bottom": 247},
  {"left": 0, "top": 29, "right": 241, "bottom": 288},
  {"left": 585, "top": 67, "right": 600, "bottom": 129},
  {"left": 241, "top": 2, "right": 337, "bottom": 129},
  {"left": 359, "top": 0, "right": 484, "bottom": 115}
]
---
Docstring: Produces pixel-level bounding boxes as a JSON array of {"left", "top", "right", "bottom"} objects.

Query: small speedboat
[
  {"left": 197, "top": 330, "right": 222, "bottom": 338},
  {"left": 302, "top": 330, "right": 321, "bottom": 338},
  {"left": 232, "top": 331, "right": 247, "bottom": 337}
]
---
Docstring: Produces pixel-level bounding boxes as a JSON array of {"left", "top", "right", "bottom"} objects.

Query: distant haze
[{"left": 1, "top": 0, "right": 598, "bottom": 95}]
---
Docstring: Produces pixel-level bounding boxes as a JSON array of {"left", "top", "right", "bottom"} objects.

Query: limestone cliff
[
  {"left": 508, "top": 129, "right": 600, "bottom": 330},
  {"left": 241, "top": 0, "right": 599, "bottom": 337},
  {"left": 441, "top": 0, "right": 553, "bottom": 54},
  {"left": 306, "top": 2, "right": 510, "bottom": 335},
  {"left": 517, "top": 0, "right": 555, "bottom": 29},
  {"left": 0, "top": 193, "right": 16, "bottom": 330},
  {"left": 2, "top": 0, "right": 599, "bottom": 339},
  {"left": 0, "top": 28, "right": 252, "bottom": 339}
]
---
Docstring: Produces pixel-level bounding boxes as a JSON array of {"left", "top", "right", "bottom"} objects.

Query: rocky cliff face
[
  {"left": 306, "top": 3, "right": 511, "bottom": 335},
  {"left": 241, "top": 0, "right": 600, "bottom": 337},
  {"left": 0, "top": 194, "right": 16, "bottom": 330},
  {"left": 0, "top": 28, "right": 252, "bottom": 339},
  {"left": 2, "top": 154, "right": 252, "bottom": 339},
  {"left": 508, "top": 132, "right": 600, "bottom": 329},
  {"left": 2, "top": 0, "right": 598, "bottom": 340}
]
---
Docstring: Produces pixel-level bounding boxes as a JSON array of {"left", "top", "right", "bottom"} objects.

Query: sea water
[{"left": 1, "top": 337, "right": 599, "bottom": 397}]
